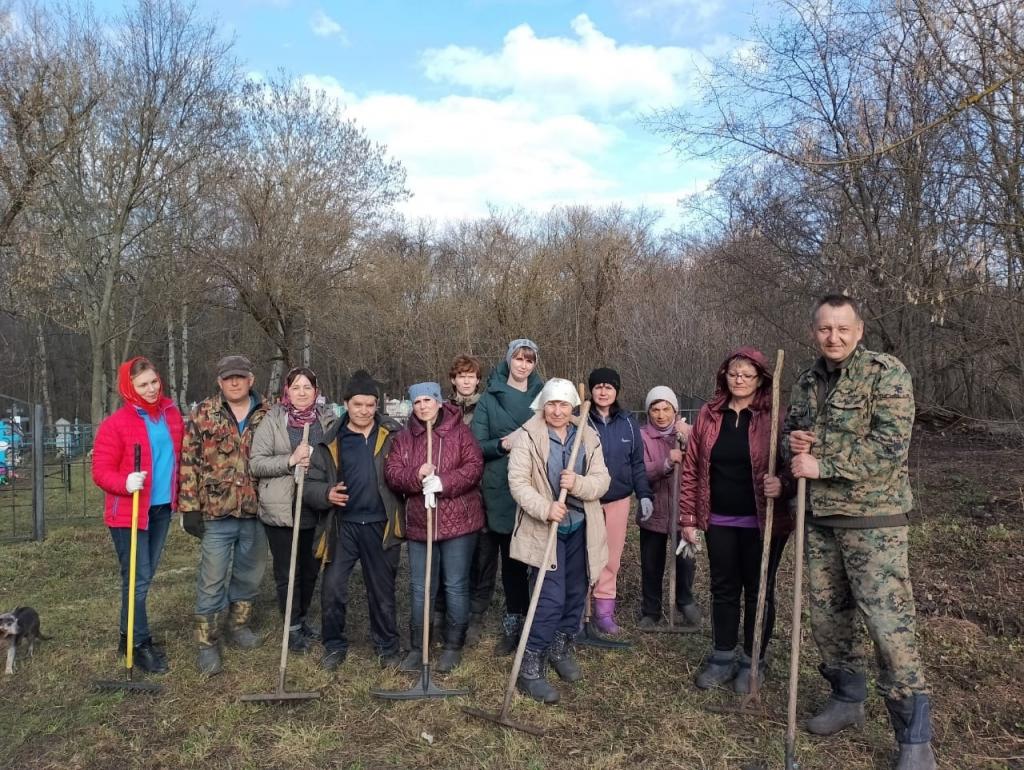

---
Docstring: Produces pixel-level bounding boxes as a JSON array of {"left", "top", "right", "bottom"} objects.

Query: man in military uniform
[
  {"left": 785, "top": 295, "right": 935, "bottom": 770},
  {"left": 179, "top": 355, "right": 269, "bottom": 675}
]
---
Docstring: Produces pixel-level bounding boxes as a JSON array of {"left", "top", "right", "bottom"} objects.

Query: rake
[
  {"left": 240, "top": 423, "right": 320, "bottom": 704},
  {"left": 463, "top": 396, "right": 591, "bottom": 736},
  {"left": 371, "top": 418, "right": 469, "bottom": 700},
  {"left": 95, "top": 444, "right": 163, "bottom": 695}
]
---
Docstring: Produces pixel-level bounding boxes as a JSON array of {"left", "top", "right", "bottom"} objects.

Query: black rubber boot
[
  {"left": 494, "top": 613, "right": 524, "bottom": 657},
  {"left": 548, "top": 630, "right": 582, "bottom": 682},
  {"left": 287, "top": 624, "right": 311, "bottom": 654},
  {"left": 133, "top": 638, "right": 169, "bottom": 674},
  {"left": 400, "top": 626, "right": 423, "bottom": 672},
  {"left": 435, "top": 624, "right": 467, "bottom": 673},
  {"left": 516, "top": 648, "right": 560, "bottom": 704},
  {"left": 465, "top": 612, "right": 485, "bottom": 647},
  {"left": 695, "top": 650, "right": 737, "bottom": 689},
  {"left": 806, "top": 664, "right": 867, "bottom": 736},
  {"left": 194, "top": 612, "right": 223, "bottom": 676},
  {"left": 886, "top": 694, "right": 937, "bottom": 770},
  {"left": 299, "top": 616, "right": 321, "bottom": 642}
]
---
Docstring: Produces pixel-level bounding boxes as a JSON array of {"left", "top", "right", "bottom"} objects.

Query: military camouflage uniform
[
  {"left": 179, "top": 394, "right": 269, "bottom": 619},
  {"left": 784, "top": 345, "right": 928, "bottom": 701}
]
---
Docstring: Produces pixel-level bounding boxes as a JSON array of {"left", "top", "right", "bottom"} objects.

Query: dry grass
[{"left": 0, "top": 433, "right": 1021, "bottom": 769}]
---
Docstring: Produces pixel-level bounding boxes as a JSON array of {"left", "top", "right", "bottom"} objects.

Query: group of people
[{"left": 90, "top": 294, "right": 935, "bottom": 769}]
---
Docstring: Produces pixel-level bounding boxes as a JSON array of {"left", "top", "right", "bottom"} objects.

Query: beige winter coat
[
  {"left": 249, "top": 404, "right": 337, "bottom": 528},
  {"left": 508, "top": 413, "right": 610, "bottom": 579}
]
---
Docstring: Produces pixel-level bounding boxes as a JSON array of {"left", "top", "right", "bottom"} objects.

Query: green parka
[{"left": 470, "top": 359, "right": 544, "bottom": 533}]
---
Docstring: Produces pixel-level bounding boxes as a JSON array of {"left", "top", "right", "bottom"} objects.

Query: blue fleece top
[
  {"left": 337, "top": 422, "right": 386, "bottom": 523},
  {"left": 588, "top": 404, "right": 653, "bottom": 504},
  {"left": 546, "top": 425, "right": 586, "bottom": 534},
  {"left": 139, "top": 409, "right": 173, "bottom": 506}
]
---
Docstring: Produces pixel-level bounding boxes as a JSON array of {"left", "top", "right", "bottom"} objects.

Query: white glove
[
  {"left": 676, "top": 531, "right": 703, "bottom": 558},
  {"left": 422, "top": 474, "right": 443, "bottom": 494},
  {"left": 126, "top": 471, "right": 147, "bottom": 493},
  {"left": 639, "top": 498, "right": 654, "bottom": 522}
]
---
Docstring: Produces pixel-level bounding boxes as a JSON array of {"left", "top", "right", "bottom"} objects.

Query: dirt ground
[{"left": 0, "top": 431, "right": 1021, "bottom": 769}]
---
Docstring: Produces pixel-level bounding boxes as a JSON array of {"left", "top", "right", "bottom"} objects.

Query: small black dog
[{"left": 0, "top": 606, "right": 49, "bottom": 674}]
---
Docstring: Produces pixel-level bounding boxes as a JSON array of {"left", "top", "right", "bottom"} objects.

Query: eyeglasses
[{"left": 726, "top": 372, "right": 758, "bottom": 381}]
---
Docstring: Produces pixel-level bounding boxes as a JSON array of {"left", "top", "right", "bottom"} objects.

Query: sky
[{"left": 98, "top": 0, "right": 770, "bottom": 226}]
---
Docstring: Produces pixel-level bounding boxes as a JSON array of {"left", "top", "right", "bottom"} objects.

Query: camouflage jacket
[
  {"left": 783, "top": 346, "right": 914, "bottom": 523},
  {"left": 178, "top": 393, "right": 269, "bottom": 519}
]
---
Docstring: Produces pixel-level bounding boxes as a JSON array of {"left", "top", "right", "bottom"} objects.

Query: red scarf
[{"left": 118, "top": 357, "right": 164, "bottom": 419}]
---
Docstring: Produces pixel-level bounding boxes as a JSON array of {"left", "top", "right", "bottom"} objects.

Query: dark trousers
[
  {"left": 494, "top": 530, "right": 530, "bottom": 616},
  {"left": 526, "top": 525, "right": 587, "bottom": 652},
  {"left": 706, "top": 524, "right": 787, "bottom": 657},
  {"left": 434, "top": 527, "right": 500, "bottom": 618},
  {"left": 109, "top": 504, "right": 172, "bottom": 642},
  {"left": 638, "top": 528, "right": 696, "bottom": 619},
  {"left": 264, "top": 524, "right": 318, "bottom": 627},
  {"left": 321, "top": 519, "right": 400, "bottom": 655}
]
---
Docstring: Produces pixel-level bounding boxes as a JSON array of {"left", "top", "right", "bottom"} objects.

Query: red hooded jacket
[
  {"left": 385, "top": 403, "right": 484, "bottom": 541},
  {"left": 91, "top": 359, "right": 184, "bottom": 529},
  {"left": 678, "top": 347, "right": 794, "bottom": 536}
]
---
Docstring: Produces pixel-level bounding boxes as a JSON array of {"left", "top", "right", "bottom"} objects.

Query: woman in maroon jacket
[
  {"left": 679, "top": 347, "right": 793, "bottom": 694},
  {"left": 92, "top": 356, "right": 184, "bottom": 674},
  {"left": 385, "top": 381, "right": 484, "bottom": 673}
]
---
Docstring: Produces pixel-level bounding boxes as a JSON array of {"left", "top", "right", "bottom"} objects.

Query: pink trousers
[{"left": 594, "top": 497, "right": 631, "bottom": 600}]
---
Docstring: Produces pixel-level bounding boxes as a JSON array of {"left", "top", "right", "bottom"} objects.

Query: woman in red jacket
[
  {"left": 92, "top": 356, "right": 184, "bottom": 674},
  {"left": 678, "top": 347, "right": 792, "bottom": 694},
  {"left": 385, "top": 381, "right": 484, "bottom": 674}
]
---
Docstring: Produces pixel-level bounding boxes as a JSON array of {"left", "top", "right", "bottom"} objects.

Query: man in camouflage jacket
[
  {"left": 178, "top": 355, "right": 269, "bottom": 675},
  {"left": 784, "top": 295, "right": 935, "bottom": 770}
]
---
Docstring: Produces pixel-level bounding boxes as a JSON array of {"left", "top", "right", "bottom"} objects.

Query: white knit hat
[
  {"left": 530, "top": 378, "right": 581, "bottom": 411},
  {"left": 645, "top": 385, "right": 679, "bottom": 413}
]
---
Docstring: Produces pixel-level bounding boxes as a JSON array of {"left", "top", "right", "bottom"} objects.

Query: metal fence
[{"left": 0, "top": 394, "right": 100, "bottom": 543}]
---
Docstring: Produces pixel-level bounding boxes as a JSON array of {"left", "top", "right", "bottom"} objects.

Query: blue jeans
[
  {"left": 526, "top": 524, "right": 587, "bottom": 652},
  {"left": 109, "top": 504, "right": 172, "bottom": 643},
  {"left": 408, "top": 532, "right": 478, "bottom": 630},
  {"left": 195, "top": 517, "right": 268, "bottom": 615}
]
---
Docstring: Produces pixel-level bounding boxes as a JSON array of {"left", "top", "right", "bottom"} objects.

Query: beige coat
[{"left": 508, "top": 413, "right": 610, "bottom": 579}]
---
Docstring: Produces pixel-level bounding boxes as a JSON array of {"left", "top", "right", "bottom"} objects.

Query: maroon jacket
[
  {"left": 679, "top": 347, "right": 794, "bottom": 537},
  {"left": 385, "top": 402, "right": 485, "bottom": 541},
  {"left": 640, "top": 422, "right": 682, "bottom": 534}
]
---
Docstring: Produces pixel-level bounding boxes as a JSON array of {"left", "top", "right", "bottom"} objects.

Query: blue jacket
[{"left": 587, "top": 404, "right": 653, "bottom": 504}]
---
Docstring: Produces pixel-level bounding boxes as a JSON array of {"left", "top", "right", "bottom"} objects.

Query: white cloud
[
  {"left": 626, "top": 0, "right": 723, "bottom": 23},
  {"left": 310, "top": 10, "right": 347, "bottom": 43},
  {"left": 421, "top": 14, "right": 700, "bottom": 115}
]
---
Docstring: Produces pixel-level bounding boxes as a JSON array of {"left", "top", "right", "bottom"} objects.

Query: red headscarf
[{"left": 118, "top": 357, "right": 164, "bottom": 419}]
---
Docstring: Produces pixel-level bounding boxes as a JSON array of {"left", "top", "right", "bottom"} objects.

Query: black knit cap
[
  {"left": 588, "top": 367, "right": 621, "bottom": 393},
  {"left": 343, "top": 369, "right": 381, "bottom": 401}
]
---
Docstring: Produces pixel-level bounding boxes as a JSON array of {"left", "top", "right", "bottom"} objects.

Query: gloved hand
[
  {"left": 639, "top": 498, "right": 654, "bottom": 523},
  {"left": 181, "top": 511, "right": 205, "bottom": 538},
  {"left": 422, "top": 473, "right": 442, "bottom": 509},
  {"left": 125, "top": 471, "right": 147, "bottom": 493},
  {"left": 676, "top": 531, "right": 703, "bottom": 559}
]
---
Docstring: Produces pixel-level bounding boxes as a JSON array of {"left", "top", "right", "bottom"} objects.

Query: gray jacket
[{"left": 249, "top": 404, "right": 338, "bottom": 528}]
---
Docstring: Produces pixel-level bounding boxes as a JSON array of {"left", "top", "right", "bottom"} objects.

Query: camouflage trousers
[{"left": 805, "top": 524, "right": 929, "bottom": 700}]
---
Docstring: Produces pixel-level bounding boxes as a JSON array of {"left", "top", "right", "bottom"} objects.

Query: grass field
[{"left": 0, "top": 433, "right": 1021, "bottom": 769}]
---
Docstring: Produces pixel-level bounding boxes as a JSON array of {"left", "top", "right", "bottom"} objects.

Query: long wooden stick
[
  {"left": 422, "top": 420, "right": 435, "bottom": 665},
  {"left": 744, "top": 349, "right": 784, "bottom": 703},
  {"left": 666, "top": 436, "right": 682, "bottom": 629},
  {"left": 497, "top": 398, "right": 591, "bottom": 719},
  {"left": 277, "top": 422, "right": 310, "bottom": 693},
  {"left": 784, "top": 477, "right": 807, "bottom": 769}
]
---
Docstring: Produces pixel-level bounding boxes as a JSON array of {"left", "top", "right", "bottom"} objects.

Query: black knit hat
[
  {"left": 343, "top": 369, "right": 381, "bottom": 401},
  {"left": 588, "top": 367, "right": 621, "bottom": 393}
]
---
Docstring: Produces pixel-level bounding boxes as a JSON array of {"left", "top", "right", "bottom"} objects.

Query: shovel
[
  {"left": 95, "top": 444, "right": 163, "bottom": 695},
  {"left": 707, "top": 349, "right": 785, "bottom": 716},
  {"left": 240, "top": 423, "right": 320, "bottom": 704},
  {"left": 784, "top": 476, "right": 807, "bottom": 770},
  {"left": 372, "top": 418, "right": 469, "bottom": 700},
  {"left": 643, "top": 435, "right": 699, "bottom": 635},
  {"left": 464, "top": 397, "right": 591, "bottom": 735}
]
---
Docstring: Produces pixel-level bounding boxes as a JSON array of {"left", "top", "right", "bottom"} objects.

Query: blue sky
[{"left": 99, "top": 0, "right": 770, "bottom": 225}]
